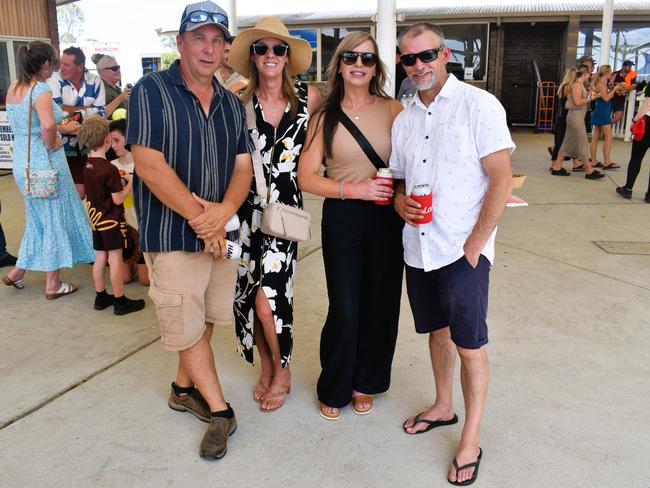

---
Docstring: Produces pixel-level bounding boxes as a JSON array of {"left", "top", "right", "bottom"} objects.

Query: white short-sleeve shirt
[{"left": 389, "top": 74, "right": 515, "bottom": 272}]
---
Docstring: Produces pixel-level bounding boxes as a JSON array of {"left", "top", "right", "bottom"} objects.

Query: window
[
  {"left": 289, "top": 29, "right": 317, "bottom": 81},
  {"left": 397, "top": 24, "right": 488, "bottom": 82},
  {"left": 141, "top": 57, "right": 161, "bottom": 75},
  {"left": 578, "top": 24, "right": 650, "bottom": 82},
  {"left": 12, "top": 41, "right": 29, "bottom": 78},
  {"left": 320, "top": 27, "right": 371, "bottom": 80}
]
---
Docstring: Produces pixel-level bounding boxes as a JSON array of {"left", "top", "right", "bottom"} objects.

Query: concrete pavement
[{"left": 0, "top": 131, "right": 649, "bottom": 488}]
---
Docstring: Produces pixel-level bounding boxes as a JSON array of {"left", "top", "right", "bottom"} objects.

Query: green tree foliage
[
  {"left": 162, "top": 51, "right": 180, "bottom": 69},
  {"left": 57, "top": 4, "right": 85, "bottom": 44}
]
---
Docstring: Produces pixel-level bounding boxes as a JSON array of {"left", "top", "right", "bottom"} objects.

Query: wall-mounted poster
[{"left": 0, "top": 111, "right": 14, "bottom": 170}]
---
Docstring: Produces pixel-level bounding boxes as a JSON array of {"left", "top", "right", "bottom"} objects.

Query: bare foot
[
  {"left": 403, "top": 403, "right": 456, "bottom": 434},
  {"left": 253, "top": 374, "right": 273, "bottom": 403},
  {"left": 260, "top": 368, "right": 291, "bottom": 412},
  {"left": 448, "top": 446, "right": 482, "bottom": 484}
]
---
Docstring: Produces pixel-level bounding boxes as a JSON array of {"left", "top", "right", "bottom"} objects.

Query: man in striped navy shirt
[
  {"left": 48, "top": 46, "right": 105, "bottom": 198},
  {"left": 127, "top": 0, "right": 252, "bottom": 461}
]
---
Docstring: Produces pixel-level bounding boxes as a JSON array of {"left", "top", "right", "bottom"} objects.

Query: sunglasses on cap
[
  {"left": 186, "top": 10, "right": 228, "bottom": 28},
  {"left": 102, "top": 65, "right": 120, "bottom": 72},
  {"left": 400, "top": 47, "right": 444, "bottom": 67},
  {"left": 340, "top": 51, "right": 378, "bottom": 67},
  {"left": 251, "top": 42, "right": 289, "bottom": 57}
]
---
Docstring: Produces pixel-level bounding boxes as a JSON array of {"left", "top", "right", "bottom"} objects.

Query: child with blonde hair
[{"left": 78, "top": 116, "right": 145, "bottom": 315}]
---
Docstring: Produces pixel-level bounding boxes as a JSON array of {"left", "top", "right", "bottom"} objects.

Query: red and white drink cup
[
  {"left": 411, "top": 184, "right": 433, "bottom": 224},
  {"left": 374, "top": 168, "right": 394, "bottom": 205}
]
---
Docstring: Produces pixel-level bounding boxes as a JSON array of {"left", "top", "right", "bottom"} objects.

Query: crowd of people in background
[
  {"left": 4, "top": 0, "right": 650, "bottom": 485},
  {"left": 547, "top": 53, "right": 650, "bottom": 201}
]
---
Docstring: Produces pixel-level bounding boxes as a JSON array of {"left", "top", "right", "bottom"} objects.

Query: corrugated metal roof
[
  {"left": 401, "top": 1, "right": 650, "bottom": 16},
  {"left": 238, "top": 1, "right": 650, "bottom": 27}
]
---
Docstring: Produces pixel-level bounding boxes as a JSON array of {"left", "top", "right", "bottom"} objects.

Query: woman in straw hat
[
  {"left": 298, "top": 31, "right": 404, "bottom": 420},
  {"left": 230, "top": 16, "right": 321, "bottom": 412}
]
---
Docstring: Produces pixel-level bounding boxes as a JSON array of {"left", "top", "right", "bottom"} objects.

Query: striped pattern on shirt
[
  {"left": 47, "top": 71, "right": 106, "bottom": 153},
  {"left": 126, "top": 59, "right": 252, "bottom": 253}
]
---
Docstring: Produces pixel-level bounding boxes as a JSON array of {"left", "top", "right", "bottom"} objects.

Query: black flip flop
[
  {"left": 448, "top": 448, "right": 483, "bottom": 486},
  {"left": 402, "top": 412, "right": 458, "bottom": 435}
]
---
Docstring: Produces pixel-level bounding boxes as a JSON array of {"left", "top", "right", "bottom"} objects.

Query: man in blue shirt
[{"left": 127, "top": 0, "right": 252, "bottom": 460}]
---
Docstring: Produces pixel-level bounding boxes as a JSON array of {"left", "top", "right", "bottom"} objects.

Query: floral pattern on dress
[{"left": 234, "top": 81, "right": 309, "bottom": 367}]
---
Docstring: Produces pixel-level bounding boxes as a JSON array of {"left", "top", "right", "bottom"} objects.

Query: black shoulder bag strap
[{"left": 338, "top": 111, "right": 387, "bottom": 169}]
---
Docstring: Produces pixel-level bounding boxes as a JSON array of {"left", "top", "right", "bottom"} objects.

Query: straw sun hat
[{"left": 229, "top": 16, "right": 312, "bottom": 78}]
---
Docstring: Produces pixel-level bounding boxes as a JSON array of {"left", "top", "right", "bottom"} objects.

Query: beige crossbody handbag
[{"left": 245, "top": 100, "right": 311, "bottom": 242}]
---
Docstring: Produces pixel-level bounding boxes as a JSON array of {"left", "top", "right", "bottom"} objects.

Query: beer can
[
  {"left": 374, "top": 168, "right": 394, "bottom": 206},
  {"left": 411, "top": 183, "right": 433, "bottom": 224}
]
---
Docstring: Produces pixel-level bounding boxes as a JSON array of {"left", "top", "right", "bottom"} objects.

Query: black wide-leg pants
[{"left": 317, "top": 198, "right": 404, "bottom": 408}]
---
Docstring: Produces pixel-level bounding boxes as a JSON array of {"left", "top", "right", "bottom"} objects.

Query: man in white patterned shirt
[
  {"left": 48, "top": 46, "right": 105, "bottom": 198},
  {"left": 390, "top": 23, "right": 515, "bottom": 486}
]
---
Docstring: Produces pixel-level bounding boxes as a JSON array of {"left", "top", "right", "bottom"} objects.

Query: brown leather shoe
[
  {"left": 199, "top": 413, "right": 237, "bottom": 460},
  {"left": 168, "top": 385, "right": 211, "bottom": 422}
]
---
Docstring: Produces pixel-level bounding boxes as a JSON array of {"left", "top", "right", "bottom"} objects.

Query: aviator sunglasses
[
  {"left": 251, "top": 42, "right": 289, "bottom": 57},
  {"left": 400, "top": 47, "right": 444, "bottom": 66},
  {"left": 102, "top": 65, "right": 120, "bottom": 72},
  {"left": 340, "top": 51, "right": 378, "bottom": 67}
]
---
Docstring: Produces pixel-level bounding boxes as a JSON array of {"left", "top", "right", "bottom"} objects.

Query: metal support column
[
  {"left": 377, "top": 0, "right": 397, "bottom": 95},
  {"left": 225, "top": 0, "right": 238, "bottom": 36},
  {"left": 599, "top": 0, "right": 614, "bottom": 66}
]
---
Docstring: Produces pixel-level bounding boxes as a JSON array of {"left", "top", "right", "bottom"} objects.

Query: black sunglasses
[
  {"left": 102, "top": 65, "right": 120, "bottom": 72},
  {"left": 400, "top": 47, "right": 444, "bottom": 67},
  {"left": 340, "top": 51, "right": 378, "bottom": 67},
  {"left": 251, "top": 43, "right": 289, "bottom": 57}
]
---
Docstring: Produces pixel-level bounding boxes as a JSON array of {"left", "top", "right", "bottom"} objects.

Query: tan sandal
[
  {"left": 2, "top": 274, "right": 24, "bottom": 289},
  {"left": 45, "top": 281, "right": 78, "bottom": 300},
  {"left": 352, "top": 394, "right": 373, "bottom": 415},
  {"left": 319, "top": 402, "right": 340, "bottom": 421}
]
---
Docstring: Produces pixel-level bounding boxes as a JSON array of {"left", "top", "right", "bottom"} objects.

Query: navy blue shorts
[{"left": 405, "top": 255, "right": 490, "bottom": 349}]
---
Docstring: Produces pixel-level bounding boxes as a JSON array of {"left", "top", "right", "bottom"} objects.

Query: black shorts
[
  {"left": 611, "top": 97, "right": 625, "bottom": 114},
  {"left": 405, "top": 255, "right": 491, "bottom": 349},
  {"left": 92, "top": 224, "right": 127, "bottom": 252}
]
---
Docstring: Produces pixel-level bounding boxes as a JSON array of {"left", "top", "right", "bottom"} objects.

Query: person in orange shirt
[{"left": 611, "top": 60, "right": 637, "bottom": 125}]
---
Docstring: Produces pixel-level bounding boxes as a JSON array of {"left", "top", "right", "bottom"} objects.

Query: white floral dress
[{"left": 234, "top": 81, "right": 308, "bottom": 367}]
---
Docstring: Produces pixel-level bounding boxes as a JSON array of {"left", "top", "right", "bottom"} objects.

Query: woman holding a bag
[
  {"left": 2, "top": 41, "right": 93, "bottom": 297},
  {"left": 298, "top": 32, "right": 404, "bottom": 420},
  {"left": 230, "top": 17, "right": 321, "bottom": 411},
  {"left": 616, "top": 85, "right": 650, "bottom": 201}
]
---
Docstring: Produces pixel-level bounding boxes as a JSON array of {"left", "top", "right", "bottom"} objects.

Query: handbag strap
[
  {"left": 245, "top": 99, "right": 269, "bottom": 206},
  {"left": 25, "top": 83, "right": 36, "bottom": 194},
  {"left": 338, "top": 110, "right": 387, "bottom": 170}
]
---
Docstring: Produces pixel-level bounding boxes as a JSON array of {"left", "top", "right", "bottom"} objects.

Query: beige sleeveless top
[{"left": 325, "top": 97, "right": 393, "bottom": 182}]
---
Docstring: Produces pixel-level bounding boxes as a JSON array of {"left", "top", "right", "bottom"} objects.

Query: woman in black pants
[
  {"left": 298, "top": 32, "right": 404, "bottom": 420},
  {"left": 616, "top": 88, "right": 650, "bottom": 201}
]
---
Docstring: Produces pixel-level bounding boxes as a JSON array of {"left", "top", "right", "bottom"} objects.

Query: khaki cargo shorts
[{"left": 144, "top": 251, "right": 238, "bottom": 352}]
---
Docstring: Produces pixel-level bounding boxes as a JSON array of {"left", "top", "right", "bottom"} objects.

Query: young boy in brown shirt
[{"left": 78, "top": 117, "right": 145, "bottom": 315}]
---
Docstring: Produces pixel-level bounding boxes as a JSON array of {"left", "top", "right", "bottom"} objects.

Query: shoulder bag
[
  {"left": 245, "top": 100, "right": 310, "bottom": 242},
  {"left": 23, "top": 84, "right": 59, "bottom": 200}
]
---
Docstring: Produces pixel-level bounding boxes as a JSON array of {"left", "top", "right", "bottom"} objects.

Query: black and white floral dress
[{"left": 234, "top": 81, "right": 309, "bottom": 367}]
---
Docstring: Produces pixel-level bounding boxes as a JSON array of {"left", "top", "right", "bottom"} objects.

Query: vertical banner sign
[{"left": 0, "top": 112, "right": 14, "bottom": 170}]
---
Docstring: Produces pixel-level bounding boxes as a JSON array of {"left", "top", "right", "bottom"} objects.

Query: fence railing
[{"left": 613, "top": 89, "right": 644, "bottom": 141}]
